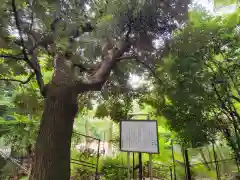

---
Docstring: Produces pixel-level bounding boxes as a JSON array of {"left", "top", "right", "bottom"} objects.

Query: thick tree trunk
[
  {"left": 28, "top": 33, "right": 130, "bottom": 179},
  {"left": 29, "top": 84, "right": 78, "bottom": 180}
]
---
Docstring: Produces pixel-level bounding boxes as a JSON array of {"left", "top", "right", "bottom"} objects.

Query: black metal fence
[
  {"left": 125, "top": 151, "right": 173, "bottom": 180},
  {"left": 186, "top": 145, "right": 239, "bottom": 180},
  {"left": 144, "top": 162, "right": 173, "bottom": 180},
  {"left": 70, "top": 131, "right": 101, "bottom": 180},
  {"left": 171, "top": 142, "right": 240, "bottom": 180}
]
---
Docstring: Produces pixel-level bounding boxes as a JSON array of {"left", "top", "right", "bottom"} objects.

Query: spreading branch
[
  {"left": 75, "top": 34, "right": 132, "bottom": 92},
  {"left": 0, "top": 73, "right": 35, "bottom": 84},
  {"left": 73, "top": 63, "right": 96, "bottom": 73},
  {"left": 75, "top": 43, "right": 163, "bottom": 92}
]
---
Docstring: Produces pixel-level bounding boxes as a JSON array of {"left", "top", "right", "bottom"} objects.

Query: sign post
[
  {"left": 171, "top": 140, "right": 177, "bottom": 180},
  {"left": 147, "top": 114, "right": 153, "bottom": 180},
  {"left": 120, "top": 117, "right": 159, "bottom": 180},
  {"left": 128, "top": 151, "right": 131, "bottom": 180}
]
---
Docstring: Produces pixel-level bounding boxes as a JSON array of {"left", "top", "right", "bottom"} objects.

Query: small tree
[{"left": 0, "top": 0, "right": 190, "bottom": 179}]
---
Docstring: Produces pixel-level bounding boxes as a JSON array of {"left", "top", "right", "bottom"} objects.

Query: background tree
[{"left": 141, "top": 5, "right": 240, "bottom": 158}]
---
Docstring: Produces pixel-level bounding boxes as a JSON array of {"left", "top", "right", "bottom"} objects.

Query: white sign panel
[{"left": 120, "top": 120, "right": 159, "bottom": 153}]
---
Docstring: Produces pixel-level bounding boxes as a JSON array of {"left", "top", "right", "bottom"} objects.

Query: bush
[{"left": 101, "top": 157, "right": 128, "bottom": 180}]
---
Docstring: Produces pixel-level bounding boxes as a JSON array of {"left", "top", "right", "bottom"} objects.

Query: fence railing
[
  {"left": 70, "top": 131, "right": 101, "bottom": 180},
  {"left": 171, "top": 142, "right": 240, "bottom": 180}
]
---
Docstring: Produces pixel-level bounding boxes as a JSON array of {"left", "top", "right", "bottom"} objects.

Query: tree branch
[
  {"left": 75, "top": 41, "right": 131, "bottom": 92},
  {"left": 232, "top": 95, "right": 240, "bottom": 103},
  {"left": 75, "top": 52, "right": 163, "bottom": 93},
  {"left": 0, "top": 54, "right": 24, "bottom": 60},
  {"left": 0, "top": 73, "right": 35, "bottom": 84},
  {"left": 73, "top": 14, "right": 134, "bottom": 93},
  {"left": 12, "top": 0, "right": 45, "bottom": 96},
  {"left": 73, "top": 63, "right": 96, "bottom": 73},
  {"left": 12, "top": 0, "right": 32, "bottom": 67},
  {"left": 116, "top": 56, "right": 136, "bottom": 60},
  {"left": 31, "top": 49, "right": 45, "bottom": 94},
  {"left": 134, "top": 56, "right": 163, "bottom": 84},
  {"left": 80, "top": 22, "right": 95, "bottom": 34},
  {"left": 28, "top": 34, "right": 54, "bottom": 53},
  {"left": 29, "top": 0, "right": 35, "bottom": 31},
  {"left": 50, "top": 17, "right": 62, "bottom": 32}
]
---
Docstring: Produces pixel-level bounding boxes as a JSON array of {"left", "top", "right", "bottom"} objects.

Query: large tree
[{"left": 0, "top": 0, "right": 190, "bottom": 179}]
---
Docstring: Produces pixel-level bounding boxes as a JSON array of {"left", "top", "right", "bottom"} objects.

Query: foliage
[
  {"left": 95, "top": 95, "right": 133, "bottom": 123},
  {"left": 0, "top": 155, "right": 7, "bottom": 174},
  {"left": 0, "top": 0, "right": 239, "bottom": 179},
  {"left": 101, "top": 157, "right": 128, "bottom": 180},
  {"left": 71, "top": 148, "right": 98, "bottom": 180},
  {"left": 141, "top": 8, "right": 240, "bottom": 149},
  {"left": 0, "top": 161, "right": 19, "bottom": 180}
]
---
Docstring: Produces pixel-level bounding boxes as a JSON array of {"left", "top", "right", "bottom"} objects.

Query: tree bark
[{"left": 29, "top": 84, "right": 78, "bottom": 180}]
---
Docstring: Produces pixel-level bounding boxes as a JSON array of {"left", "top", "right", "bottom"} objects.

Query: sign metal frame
[{"left": 120, "top": 119, "right": 159, "bottom": 154}]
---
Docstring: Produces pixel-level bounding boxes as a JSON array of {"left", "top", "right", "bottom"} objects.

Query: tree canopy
[{"left": 142, "top": 6, "right": 240, "bottom": 149}]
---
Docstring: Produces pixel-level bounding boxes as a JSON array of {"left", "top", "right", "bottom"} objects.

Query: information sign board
[{"left": 120, "top": 120, "right": 159, "bottom": 153}]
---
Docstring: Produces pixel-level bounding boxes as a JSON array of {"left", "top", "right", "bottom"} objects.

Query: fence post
[
  {"left": 128, "top": 152, "right": 131, "bottom": 180},
  {"left": 236, "top": 157, "right": 240, "bottom": 172},
  {"left": 212, "top": 143, "right": 220, "bottom": 180},
  {"left": 171, "top": 140, "right": 177, "bottom": 180},
  {"left": 133, "top": 152, "right": 135, "bottom": 179},
  {"left": 184, "top": 149, "right": 192, "bottom": 180},
  {"left": 147, "top": 114, "right": 153, "bottom": 180},
  {"left": 170, "top": 166, "right": 173, "bottom": 180},
  {"left": 95, "top": 139, "right": 100, "bottom": 180},
  {"left": 139, "top": 152, "right": 143, "bottom": 180}
]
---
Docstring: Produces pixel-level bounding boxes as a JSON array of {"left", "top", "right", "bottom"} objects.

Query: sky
[
  {"left": 197, "top": 0, "right": 214, "bottom": 11},
  {"left": 196, "top": 0, "right": 237, "bottom": 14}
]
